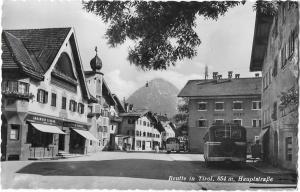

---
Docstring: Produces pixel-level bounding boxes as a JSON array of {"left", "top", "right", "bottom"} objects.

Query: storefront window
[
  {"left": 10, "top": 124, "right": 20, "bottom": 140},
  {"left": 27, "top": 125, "right": 53, "bottom": 147}
]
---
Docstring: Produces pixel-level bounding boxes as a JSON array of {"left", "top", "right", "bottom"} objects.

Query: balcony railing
[{"left": 1, "top": 80, "right": 33, "bottom": 100}]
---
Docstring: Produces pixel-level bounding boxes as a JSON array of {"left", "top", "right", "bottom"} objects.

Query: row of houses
[
  {"left": 1, "top": 27, "right": 175, "bottom": 161},
  {"left": 178, "top": 2, "right": 298, "bottom": 171}
]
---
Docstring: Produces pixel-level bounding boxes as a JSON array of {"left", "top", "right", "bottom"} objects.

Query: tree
[
  {"left": 82, "top": 1, "right": 286, "bottom": 71},
  {"left": 173, "top": 98, "right": 189, "bottom": 136}
]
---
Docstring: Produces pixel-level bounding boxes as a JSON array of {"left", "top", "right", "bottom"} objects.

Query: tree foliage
[
  {"left": 82, "top": 1, "right": 293, "bottom": 71},
  {"left": 83, "top": 1, "right": 244, "bottom": 70}
]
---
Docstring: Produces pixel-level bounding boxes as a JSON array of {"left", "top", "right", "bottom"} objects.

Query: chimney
[
  {"left": 235, "top": 74, "right": 240, "bottom": 79},
  {"left": 228, "top": 71, "right": 233, "bottom": 79},
  {"left": 213, "top": 72, "right": 218, "bottom": 80},
  {"left": 218, "top": 75, "right": 222, "bottom": 80},
  {"left": 255, "top": 73, "right": 259, "bottom": 77},
  {"left": 124, "top": 103, "right": 129, "bottom": 112},
  {"left": 129, "top": 104, "right": 133, "bottom": 111}
]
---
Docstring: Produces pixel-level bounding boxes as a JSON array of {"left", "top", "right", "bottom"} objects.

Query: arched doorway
[
  {"left": 274, "top": 131, "right": 278, "bottom": 166},
  {"left": 1, "top": 114, "right": 8, "bottom": 161}
]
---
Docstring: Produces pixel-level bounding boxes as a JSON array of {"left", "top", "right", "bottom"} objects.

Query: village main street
[{"left": 1, "top": 152, "right": 297, "bottom": 190}]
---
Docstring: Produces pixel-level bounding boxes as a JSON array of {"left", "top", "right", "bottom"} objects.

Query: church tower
[{"left": 85, "top": 46, "right": 103, "bottom": 103}]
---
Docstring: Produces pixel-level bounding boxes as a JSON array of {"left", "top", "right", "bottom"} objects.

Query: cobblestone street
[{"left": 2, "top": 152, "right": 297, "bottom": 190}]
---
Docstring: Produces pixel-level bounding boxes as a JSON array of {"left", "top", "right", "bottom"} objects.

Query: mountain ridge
[{"left": 126, "top": 78, "right": 179, "bottom": 117}]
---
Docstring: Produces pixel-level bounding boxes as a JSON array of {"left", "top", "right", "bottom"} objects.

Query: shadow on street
[{"left": 15, "top": 159, "right": 296, "bottom": 184}]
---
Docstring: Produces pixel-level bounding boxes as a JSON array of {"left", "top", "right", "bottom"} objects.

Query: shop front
[
  {"left": 63, "top": 122, "right": 98, "bottom": 154},
  {"left": 25, "top": 114, "right": 66, "bottom": 160}
]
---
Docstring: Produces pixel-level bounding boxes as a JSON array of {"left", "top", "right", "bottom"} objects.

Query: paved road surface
[{"left": 1, "top": 152, "right": 297, "bottom": 190}]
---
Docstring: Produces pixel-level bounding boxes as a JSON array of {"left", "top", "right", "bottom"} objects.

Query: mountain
[{"left": 127, "top": 78, "right": 179, "bottom": 117}]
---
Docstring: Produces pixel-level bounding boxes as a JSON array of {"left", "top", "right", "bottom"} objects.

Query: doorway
[{"left": 58, "top": 134, "right": 65, "bottom": 151}]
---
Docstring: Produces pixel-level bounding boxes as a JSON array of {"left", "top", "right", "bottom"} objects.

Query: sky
[{"left": 2, "top": 0, "right": 258, "bottom": 100}]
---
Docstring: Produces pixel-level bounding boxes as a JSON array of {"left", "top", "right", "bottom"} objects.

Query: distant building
[
  {"left": 1, "top": 28, "right": 95, "bottom": 160},
  {"left": 119, "top": 109, "right": 161, "bottom": 151},
  {"left": 155, "top": 115, "right": 176, "bottom": 148},
  {"left": 178, "top": 74, "right": 262, "bottom": 153},
  {"left": 249, "top": 2, "right": 298, "bottom": 170}
]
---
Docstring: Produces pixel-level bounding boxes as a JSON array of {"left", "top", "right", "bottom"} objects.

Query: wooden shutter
[
  {"left": 37, "top": 89, "right": 41, "bottom": 102},
  {"left": 44, "top": 91, "right": 48, "bottom": 103}
]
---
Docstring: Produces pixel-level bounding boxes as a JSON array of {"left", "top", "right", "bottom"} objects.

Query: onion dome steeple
[{"left": 90, "top": 46, "right": 102, "bottom": 72}]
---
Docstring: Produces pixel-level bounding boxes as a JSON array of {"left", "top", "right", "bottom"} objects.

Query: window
[
  {"left": 143, "top": 132, "right": 146, "bottom": 137},
  {"left": 69, "top": 100, "right": 77, "bottom": 112},
  {"left": 99, "top": 140, "right": 101, "bottom": 146},
  {"left": 62, "top": 97, "right": 67, "bottom": 109},
  {"left": 128, "top": 119, "right": 135, "bottom": 124},
  {"left": 286, "top": 137, "right": 292, "bottom": 161},
  {"left": 198, "top": 102, "right": 207, "bottom": 111},
  {"left": 252, "top": 101, "right": 261, "bottom": 110},
  {"left": 136, "top": 130, "right": 140, "bottom": 136},
  {"left": 215, "top": 102, "right": 224, "bottom": 111},
  {"left": 51, "top": 93, "right": 57, "bottom": 107},
  {"left": 78, "top": 103, "right": 84, "bottom": 114},
  {"left": 143, "top": 121, "right": 146, "bottom": 126},
  {"left": 10, "top": 124, "right": 20, "bottom": 140},
  {"left": 37, "top": 89, "right": 48, "bottom": 104},
  {"left": 147, "top": 122, "right": 150, "bottom": 127},
  {"left": 18, "top": 82, "right": 29, "bottom": 94},
  {"left": 197, "top": 119, "right": 207, "bottom": 128},
  {"left": 214, "top": 119, "right": 224, "bottom": 125},
  {"left": 136, "top": 140, "right": 141, "bottom": 148},
  {"left": 233, "top": 101, "right": 243, "bottom": 110},
  {"left": 88, "top": 106, "right": 93, "bottom": 113},
  {"left": 252, "top": 119, "right": 261, "bottom": 128},
  {"left": 233, "top": 119, "right": 242, "bottom": 126},
  {"left": 90, "top": 140, "right": 93, "bottom": 146}
]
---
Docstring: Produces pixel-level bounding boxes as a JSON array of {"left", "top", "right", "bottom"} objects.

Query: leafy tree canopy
[{"left": 83, "top": 1, "right": 282, "bottom": 71}]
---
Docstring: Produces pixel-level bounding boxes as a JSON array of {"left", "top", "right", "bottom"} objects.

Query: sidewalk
[{"left": 248, "top": 161, "right": 296, "bottom": 175}]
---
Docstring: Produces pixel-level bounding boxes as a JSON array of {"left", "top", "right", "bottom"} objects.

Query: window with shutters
[
  {"left": 78, "top": 103, "right": 84, "bottom": 114},
  {"left": 69, "top": 100, "right": 77, "bottom": 112},
  {"left": 252, "top": 101, "right": 261, "bottom": 110},
  {"left": 37, "top": 89, "right": 48, "bottom": 104},
  {"left": 197, "top": 119, "right": 207, "bottom": 128}
]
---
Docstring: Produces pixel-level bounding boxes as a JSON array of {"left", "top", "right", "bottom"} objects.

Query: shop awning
[
  {"left": 31, "top": 123, "right": 66, "bottom": 134},
  {"left": 72, "top": 129, "right": 98, "bottom": 141},
  {"left": 259, "top": 127, "right": 269, "bottom": 140}
]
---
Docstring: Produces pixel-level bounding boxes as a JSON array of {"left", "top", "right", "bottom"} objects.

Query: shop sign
[
  {"left": 63, "top": 121, "right": 88, "bottom": 130},
  {"left": 25, "top": 114, "right": 63, "bottom": 126}
]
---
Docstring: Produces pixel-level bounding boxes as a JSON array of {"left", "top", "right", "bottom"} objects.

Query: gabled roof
[
  {"left": 119, "top": 109, "right": 150, "bottom": 117},
  {"left": 102, "top": 79, "right": 117, "bottom": 106},
  {"left": 2, "top": 27, "right": 90, "bottom": 100},
  {"left": 249, "top": 12, "right": 274, "bottom": 72},
  {"left": 2, "top": 28, "right": 71, "bottom": 75},
  {"left": 112, "top": 94, "right": 126, "bottom": 113},
  {"left": 178, "top": 77, "right": 262, "bottom": 98}
]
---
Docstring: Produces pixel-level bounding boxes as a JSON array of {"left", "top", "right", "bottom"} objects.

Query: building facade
[
  {"left": 1, "top": 28, "right": 98, "bottom": 160},
  {"left": 249, "top": 2, "right": 299, "bottom": 170},
  {"left": 119, "top": 110, "right": 162, "bottom": 151},
  {"left": 155, "top": 115, "right": 176, "bottom": 148},
  {"left": 178, "top": 75, "right": 262, "bottom": 153}
]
